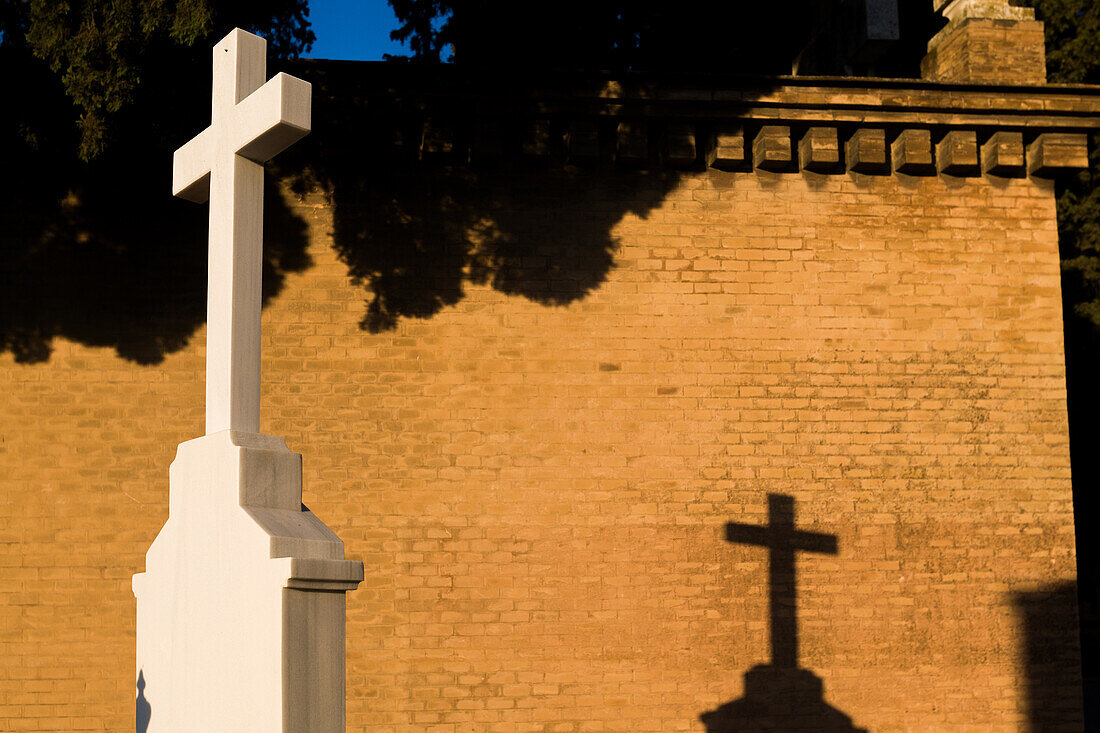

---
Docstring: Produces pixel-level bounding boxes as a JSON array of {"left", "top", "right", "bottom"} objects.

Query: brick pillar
[{"left": 921, "top": 0, "right": 1046, "bottom": 84}]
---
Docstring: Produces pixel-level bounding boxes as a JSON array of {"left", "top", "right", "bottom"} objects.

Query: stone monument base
[{"left": 133, "top": 431, "right": 362, "bottom": 732}]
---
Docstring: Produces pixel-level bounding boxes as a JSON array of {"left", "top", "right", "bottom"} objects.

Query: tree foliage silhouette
[
  {"left": 0, "top": 0, "right": 314, "bottom": 363},
  {"left": 1017, "top": 0, "right": 1100, "bottom": 699},
  {"left": 384, "top": 0, "right": 939, "bottom": 76},
  {"left": 3, "top": 0, "right": 313, "bottom": 160},
  {"left": 386, "top": 1, "right": 814, "bottom": 72},
  {"left": 1020, "top": 0, "right": 1100, "bottom": 327}
]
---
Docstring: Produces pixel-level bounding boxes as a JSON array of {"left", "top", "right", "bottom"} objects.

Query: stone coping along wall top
[{"left": 289, "top": 60, "right": 1100, "bottom": 180}]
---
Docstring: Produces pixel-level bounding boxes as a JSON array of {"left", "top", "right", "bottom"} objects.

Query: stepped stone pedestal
[{"left": 133, "top": 431, "right": 363, "bottom": 732}]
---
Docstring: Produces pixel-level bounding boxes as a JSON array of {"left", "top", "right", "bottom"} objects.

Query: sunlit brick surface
[{"left": 0, "top": 169, "right": 1080, "bottom": 731}]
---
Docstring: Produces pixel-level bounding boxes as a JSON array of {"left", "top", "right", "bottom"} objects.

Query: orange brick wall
[
  {"left": 0, "top": 167, "right": 1080, "bottom": 731},
  {"left": 921, "top": 18, "right": 1047, "bottom": 84}
]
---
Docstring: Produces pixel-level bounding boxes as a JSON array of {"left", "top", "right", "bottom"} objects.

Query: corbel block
[
  {"left": 708, "top": 126, "right": 746, "bottom": 170},
  {"left": 617, "top": 121, "right": 648, "bottom": 163},
  {"left": 1028, "top": 133, "right": 1089, "bottom": 177},
  {"left": 937, "top": 130, "right": 980, "bottom": 176},
  {"left": 667, "top": 123, "right": 698, "bottom": 168},
  {"left": 846, "top": 128, "right": 889, "bottom": 174},
  {"left": 522, "top": 119, "right": 551, "bottom": 157},
  {"left": 421, "top": 119, "right": 454, "bottom": 157},
  {"left": 754, "top": 126, "right": 792, "bottom": 172},
  {"left": 567, "top": 120, "right": 600, "bottom": 163},
  {"left": 981, "top": 131, "right": 1025, "bottom": 177},
  {"left": 892, "top": 129, "right": 935, "bottom": 175},
  {"left": 799, "top": 127, "right": 839, "bottom": 172}
]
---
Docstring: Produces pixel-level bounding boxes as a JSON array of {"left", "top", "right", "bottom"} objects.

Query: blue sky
[{"left": 305, "top": 0, "right": 406, "bottom": 61}]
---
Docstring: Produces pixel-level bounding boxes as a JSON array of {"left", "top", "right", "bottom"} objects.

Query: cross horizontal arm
[
  {"left": 725, "top": 523, "right": 769, "bottom": 546},
  {"left": 233, "top": 73, "right": 311, "bottom": 164},
  {"left": 726, "top": 522, "right": 838, "bottom": 555},
  {"left": 173, "top": 127, "right": 215, "bottom": 203},
  {"left": 790, "top": 531, "right": 838, "bottom": 555},
  {"left": 171, "top": 73, "right": 310, "bottom": 204}
]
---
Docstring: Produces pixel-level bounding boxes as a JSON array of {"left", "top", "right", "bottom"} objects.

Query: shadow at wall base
[
  {"left": 700, "top": 664, "right": 866, "bottom": 732},
  {"left": 1016, "top": 583, "right": 1087, "bottom": 731}
]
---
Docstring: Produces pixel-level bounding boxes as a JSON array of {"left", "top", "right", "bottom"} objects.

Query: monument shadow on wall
[{"left": 701, "top": 493, "right": 866, "bottom": 732}]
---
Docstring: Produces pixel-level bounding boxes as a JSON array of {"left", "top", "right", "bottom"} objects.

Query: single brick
[
  {"left": 1027, "top": 133, "right": 1089, "bottom": 177},
  {"left": 981, "top": 131, "right": 1025, "bottom": 177},
  {"left": 753, "top": 126, "right": 792, "bottom": 172},
  {"left": 799, "top": 127, "right": 840, "bottom": 172},
  {"left": 937, "top": 130, "right": 980, "bottom": 177},
  {"left": 892, "top": 130, "right": 935, "bottom": 175},
  {"left": 846, "top": 128, "right": 889, "bottom": 174}
]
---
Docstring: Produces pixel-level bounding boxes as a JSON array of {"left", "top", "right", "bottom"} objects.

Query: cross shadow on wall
[{"left": 701, "top": 493, "right": 866, "bottom": 732}]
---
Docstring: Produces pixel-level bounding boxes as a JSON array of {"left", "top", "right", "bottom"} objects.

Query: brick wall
[
  {"left": 0, "top": 156, "right": 1080, "bottom": 730},
  {"left": 922, "top": 17, "right": 1047, "bottom": 85}
]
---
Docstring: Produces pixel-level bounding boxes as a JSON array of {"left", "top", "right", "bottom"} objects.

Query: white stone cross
[{"left": 173, "top": 28, "right": 311, "bottom": 435}]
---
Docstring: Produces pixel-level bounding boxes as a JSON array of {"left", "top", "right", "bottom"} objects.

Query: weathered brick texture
[
  {"left": 922, "top": 17, "right": 1047, "bottom": 85},
  {"left": 0, "top": 157, "right": 1080, "bottom": 730}
]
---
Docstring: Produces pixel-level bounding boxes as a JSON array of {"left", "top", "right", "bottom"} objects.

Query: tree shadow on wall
[
  {"left": 1, "top": 1, "right": 929, "bottom": 360},
  {"left": 0, "top": 3, "right": 936, "bottom": 362},
  {"left": 278, "top": 1, "right": 946, "bottom": 336},
  {"left": 1016, "top": 583, "right": 1086, "bottom": 731},
  {"left": 0, "top": 170, "right": 309, "bottom": 364},
  {"left": 259, "top": 1, "right": 936, "bottom": 334},
  {"left": 0, "top": 59, "right": 736, "bottom": 361},
  {"left": 277, "top": 64, "right": 699, "bottom": 334},
  {"left": 0, "top": 44, "right": 310, "bottom": 365},
  {"left": 335, "top": 166, "right": 677, "bottom": 333},
  {"left": 701, "top": 494, "right": 866, "bottom": 732}
]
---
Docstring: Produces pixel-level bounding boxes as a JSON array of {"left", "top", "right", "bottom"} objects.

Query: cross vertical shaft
[
  {"left": 172, "top": 29, "right": 311, "bottom": 435},
  {"left": 205, "top": 31, "right": 266, "bottom": 435},
  {"left": 726, "top": 494, "right": 838, "bottom": 668},
  {"left": 767, "top": 496, "right": 799, "bottom": 668},
  {"left": 206, "top": 152, "right": 264, "bottom": 434}
]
